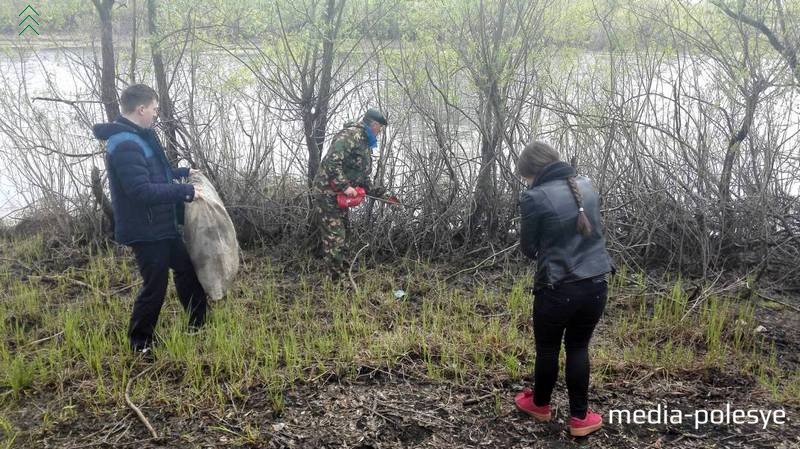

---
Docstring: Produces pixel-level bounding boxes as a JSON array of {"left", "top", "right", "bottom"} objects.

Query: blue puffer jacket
[{"left": 92, "top": 117, "right": 194, "bottom": 245}]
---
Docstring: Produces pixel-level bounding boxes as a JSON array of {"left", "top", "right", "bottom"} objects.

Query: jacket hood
[{"left": 92, "top": 117, "right": 141, "bottom": 141}]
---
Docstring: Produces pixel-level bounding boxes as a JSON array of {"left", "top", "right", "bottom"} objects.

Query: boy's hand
[
  {"left": 343, "top": 186, "right": 358, "bottom": 197},
  {"left": 192, "top": 185, "right": 203, "bottom": 201}
]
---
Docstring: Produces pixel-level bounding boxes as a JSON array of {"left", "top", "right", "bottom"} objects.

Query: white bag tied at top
[{"left": 183, "top": 172, "right": 239, "bottom": 300}]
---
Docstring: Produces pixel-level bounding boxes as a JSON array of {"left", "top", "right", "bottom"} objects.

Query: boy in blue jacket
[{"left": 93, "top": 84, "right": 208, "bottom": 355}]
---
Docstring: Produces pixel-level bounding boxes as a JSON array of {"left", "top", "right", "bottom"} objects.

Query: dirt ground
[
  {"left": 8, "top": 308, "right": 800, "bottom": 449},
  {"left": 7, "top": 364, "right": 798, "bottom": 449}
]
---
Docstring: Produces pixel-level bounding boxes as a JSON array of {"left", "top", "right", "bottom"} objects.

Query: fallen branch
[
  {"left": 67, "top": 437, "right": 158, "bottom": 449},
  {"left": 25, "top": 331, "right": 64, "bottom": 347},
  {"left": 109, "top": 281, "right": 143, "bottom": 297},
  {"left": 755, "top": 291, "right": 800, "bottom": 313},
  {"left": 349, "top": 243, "right": 370, "bottom": 292},
  {"left": 27, "top": 274, "right": 98, "bottom": 292},
  {"left": 444, "top": 243, "right": 519, "bottom": 282},
  {"left": 463, "top": 389, "right": 498, "bottom": 406},
  {"left": 378, "top": 401, "right": 457, "bottom": 429},
  {"left": 370, "top": 396, "right": 399, "bottom": 426},
  {"left": 125, "top": 364, "right": 160, "bottom": 439}
]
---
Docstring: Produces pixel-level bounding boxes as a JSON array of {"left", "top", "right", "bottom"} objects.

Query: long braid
[{"left": 566, "top": 176, "right": 593, "bottom": 237}]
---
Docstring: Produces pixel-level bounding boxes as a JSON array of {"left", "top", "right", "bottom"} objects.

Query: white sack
[{"left": 184, "top": 172, "right": 239, "bottom": 300}]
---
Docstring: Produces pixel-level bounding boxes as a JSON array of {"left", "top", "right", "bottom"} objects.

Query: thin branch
[{"left": 125, "top": 364, "right": 159, "bottom": 440}]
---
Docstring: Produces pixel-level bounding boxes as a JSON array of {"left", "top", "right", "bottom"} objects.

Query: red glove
[
  {"left": 336, "top": 187, "right": 366, "bottom": 209},
  {"left": 386, "top": 196, "right": 400, "bottom": 205}
]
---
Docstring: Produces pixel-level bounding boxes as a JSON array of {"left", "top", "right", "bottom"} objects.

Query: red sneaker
[
  {"left": 514, "top": 388, "right": 552, "bottom": 421},
  {"left": 569, "top": 410, "right": 602, "bottom": 437}
]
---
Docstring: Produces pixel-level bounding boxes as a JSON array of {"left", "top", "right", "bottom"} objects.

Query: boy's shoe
[
  {"left": 569, "top": 410, "right": 603, "bottom": 437},
  {"left": 132, "top": 345, "right": 155, "bottom": 362},
  {"left": 514, "top": 388, "right": 552, "bottom": 421}
]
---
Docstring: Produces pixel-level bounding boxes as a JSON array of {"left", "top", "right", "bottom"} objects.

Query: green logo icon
[{"left": 19, "top": 5, "right": 40, "bottom": 36}]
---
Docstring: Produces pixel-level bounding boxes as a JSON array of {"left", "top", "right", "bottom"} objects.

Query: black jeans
[
  {"left": 532, "top": 277, "right": 607, "bottom": 419},
  {"left": 129, "top": 238, "right": 208, "bottom": 350}
]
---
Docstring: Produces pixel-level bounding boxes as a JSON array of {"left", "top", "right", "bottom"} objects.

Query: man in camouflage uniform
[{"left": 312, "top": 108, "right": 393, "bottom": 280}]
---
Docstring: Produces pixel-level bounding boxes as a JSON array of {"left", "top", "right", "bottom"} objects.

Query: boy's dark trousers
[{"left": 128, "top": 238, "right": 208, "bottom": 350}]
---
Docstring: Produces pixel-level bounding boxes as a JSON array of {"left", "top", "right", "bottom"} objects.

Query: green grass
[
  {"left": 0, "top": 236, "right": 797, "bottom": 441},
  {"left": 0, "top": 412, "right": 18, "bottom": 449},
  {"left": 597, "top": 271, "right": 791, "bottom": 401}
]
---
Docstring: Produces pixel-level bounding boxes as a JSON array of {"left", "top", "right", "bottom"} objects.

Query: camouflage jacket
[{"left": 314, "top": 121, "right": 387, "bottom": 198}]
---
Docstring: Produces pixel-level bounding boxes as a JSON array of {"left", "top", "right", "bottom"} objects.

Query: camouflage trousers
[{"left": 313, "top": 191, "right": 349, "bottom": 280}]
